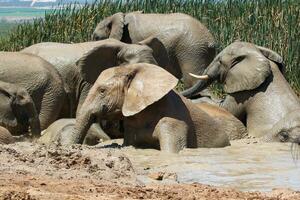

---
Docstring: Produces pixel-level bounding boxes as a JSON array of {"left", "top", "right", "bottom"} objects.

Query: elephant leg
[
  {"left": 153, "top": 117, "right": 188, "bottom": 153},
  {"left": 38, "top": 90, "right": 66, "bottom": 130}
]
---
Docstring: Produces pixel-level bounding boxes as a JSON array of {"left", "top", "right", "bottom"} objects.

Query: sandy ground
[{"left": 0, "top": 142, "right": 300, "bottom": 200}]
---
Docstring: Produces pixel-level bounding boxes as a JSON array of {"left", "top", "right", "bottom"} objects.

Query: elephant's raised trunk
[
  {"left": 180, "top": 62, "right": 220, "bottom": 98},
  {"left": 180, "top": 78, "right": 212, "bottom": 98}
]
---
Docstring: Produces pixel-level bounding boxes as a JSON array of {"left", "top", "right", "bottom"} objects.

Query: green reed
[{"left": 0, "top": 0, "right": 299, "bottom": 93}]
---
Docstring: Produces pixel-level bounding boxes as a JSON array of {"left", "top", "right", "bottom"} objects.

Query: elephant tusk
[{"left": 189, "top": 73, "right": 209, "bottom": 80}]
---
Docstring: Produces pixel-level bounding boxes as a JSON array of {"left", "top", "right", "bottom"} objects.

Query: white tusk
[{"left": 189, "top": 73, "right": 209, "bottom": 80}]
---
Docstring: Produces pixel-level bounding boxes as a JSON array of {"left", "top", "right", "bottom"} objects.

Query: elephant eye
[
  {"left": 278, "top": 131, "right": 289, "bottom": 142},
  {"left": 232, "top": 55, "right": 245, "bottom": 67},
  {"left": 98, "top": 87, "right": 106, "bottom": 94}
]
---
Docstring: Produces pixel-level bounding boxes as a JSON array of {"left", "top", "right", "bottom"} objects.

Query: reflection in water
[{"left": 117, "top": 141, "right": 299, "bottom": 191}]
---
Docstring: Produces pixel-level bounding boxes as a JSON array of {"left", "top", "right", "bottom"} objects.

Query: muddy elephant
[
  {"left": 184, "top": 41, "right": 300, "bottom": 139},
  {"left": 59, "top": 63, "right": 236, "bottom": 153},
  {"left": 194, "top": 102, "right": 247, "bottom": 140},
  {"left": 22, "top": 38, "right": 168, "bottom": 117},
  {"left": 92, "top": 12, "right": 216, "bottom": 90},
  {"left": 0, "top": 81, "right": 40, "bottom": 137},
  {"left": 0, "top": 52, "right": 65, "bottom": 131},
  {"left": 38, "top": 119, "right": 111, "bottom": 146},
  {"left": 0, "top": 126, "right": 14, "bottom": 144},
  {"left": 262, "top": 110, "right": 300, "bottom": 145}
]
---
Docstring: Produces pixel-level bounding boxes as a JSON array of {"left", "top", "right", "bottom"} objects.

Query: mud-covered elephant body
[
  {"left": 92, "top": 12, "right": 216, "bottom": 89},
  {"left": 0, "top": 52, "right": 65, "bottom": 132},
  {"left": 59, "top": 63, "right": 239, "bottom": 153},
  {"left": 38, "top": 118, "right": 111, "bottom": 146},
  {"left": 184, "top": 42, "right": 300, "bottom": 144},
  {"left": 194, "top": 102, "right": 247, "bottom": 140},
  {"left": 22, "top": 38, "right": 168, "bottom": 117}
]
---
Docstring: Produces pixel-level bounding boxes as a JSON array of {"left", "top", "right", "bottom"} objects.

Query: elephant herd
[{"left": 0, "top": 12, "right": 299, "bottom": 153}]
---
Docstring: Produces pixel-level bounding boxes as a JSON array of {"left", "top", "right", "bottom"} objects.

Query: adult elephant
[
  {"left": 22, "top": 38, "right": 168, "bottom": 117},
  {"left": 0, "top": 81, "right": 40, "bottom": 137},
  {"left": 184, "top": 41, "right": 300, "bottom": 140},
  {"left": 59, "top": 63, "right": 239, "bottom": 153},
  {"left": 0, "top": 52, "right": 65, "bottom": 131},
  {"left": 92, "top": 12, "right": 216, "bottom": 90}
]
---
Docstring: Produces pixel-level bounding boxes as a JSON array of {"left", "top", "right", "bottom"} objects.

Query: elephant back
[{"left": 21, "top": 41, "right": 107, "bottom": 70}]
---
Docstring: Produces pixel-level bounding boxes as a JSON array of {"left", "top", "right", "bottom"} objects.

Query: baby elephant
[
  {"left": 38, "top": 119, "right": 111, "bottom": 146},
  {"left": 0, "top": 81, "right": 40, "bottom": 137},
  {"left": 62, "top": 63, "right": 234, "bottom": 153}
]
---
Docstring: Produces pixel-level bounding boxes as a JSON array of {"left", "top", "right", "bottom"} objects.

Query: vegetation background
[{"left": 0, "top": 0, "right": 299, "bottom": 94}]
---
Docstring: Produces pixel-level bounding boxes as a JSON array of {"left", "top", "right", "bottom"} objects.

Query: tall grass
[{"left": 0, "top": 0, "right": 299, "bottom": 92}]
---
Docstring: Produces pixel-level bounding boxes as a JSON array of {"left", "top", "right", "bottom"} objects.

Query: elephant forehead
[{"left": 97, "top": 66, "right": 131, "bottom": 83}]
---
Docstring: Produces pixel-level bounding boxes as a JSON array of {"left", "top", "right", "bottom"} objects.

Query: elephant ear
[
  {"left": 139, "top": 37, "right": 169, "bottom": 68},
  {"left": 0, "top": 90, "right": 17, "bottom": 128},
  {"left": 224, "top": 53, "right": 271, "bottom": 93},
  {"left": 256, "top": 45, "right": 285, "bottom": 74},
  {"left": 76, "top": 41, "right": 121, "bottom": 84},
  {"left": 122, "top": 64, "right": 178, "bottom": 117},
  {"left": 109, "top": 12, "right": 125, "bottom": 40}
]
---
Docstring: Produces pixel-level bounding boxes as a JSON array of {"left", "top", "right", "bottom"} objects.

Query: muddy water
[{"left": 113, "top": 141, "right": 300, "bottom": 192}]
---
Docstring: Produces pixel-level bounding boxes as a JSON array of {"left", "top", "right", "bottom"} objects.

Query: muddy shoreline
[{"left": 0, "top": 141, "right": 299, "bottom": 199}]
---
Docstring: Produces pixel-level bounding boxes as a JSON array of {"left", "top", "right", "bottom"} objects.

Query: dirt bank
[{"left": 0, "top": 142, "right": 299, "bottom": 200}]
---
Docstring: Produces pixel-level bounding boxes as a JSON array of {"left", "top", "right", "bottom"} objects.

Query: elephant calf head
[
  {"left": 0, "top": 81, "right": 40, "bottom": 137},
  {"left": 67, "top": 63, "right": 177, "bottom": 145},
  {"left": 182, "top": 41, "right": 284, "bottom": 97}
]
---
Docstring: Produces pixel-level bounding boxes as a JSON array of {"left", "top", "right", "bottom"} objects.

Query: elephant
[
  {"left": 183, "top": 41, "right": 300, "bottom": 139},
  {"left": 0, "top": 81, "right": 40, "bottom": 137},
  {"left": 0, "top": 52, "right": 65, "bottom": 132},
  {"left": 38, "top": 119, "right": 111, "bottom": 146},
  {"left": 59, "top": 63, "right": 235, "bottom": 153},
  {"left": 194, "top": 102, "right": 247, "bottom": 140},
  {"left": 21, "top": 38, "right": 168, "bottom": 117},
  {"left": 263, "top": 110, "right": 300, "bottom": 144},
  {"left": 0, "top": 126, "right": 14, "bottom": 144},
  {"left": 92, "top": 12, "right": 217, "bottom": 90}
]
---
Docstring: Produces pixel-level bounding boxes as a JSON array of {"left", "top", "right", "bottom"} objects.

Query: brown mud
[{"left": 0, "top": 140, "right": 300, "bottom": 200}]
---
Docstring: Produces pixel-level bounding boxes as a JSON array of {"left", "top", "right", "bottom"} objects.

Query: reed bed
[{"left": 0, "top": 0, "right": 299, "bottom": 92}]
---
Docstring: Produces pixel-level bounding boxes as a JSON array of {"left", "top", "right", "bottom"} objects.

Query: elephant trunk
[
  {"left": 25, "top": 101, "right": 41, "bottom": 137},
  {"left": 181, "top": 62, "right": 220, "bottom": 98},
  {"left": 69, "top": 110, "right": 95, "bottom": 145},
  {"left": 28, "top": 115, "right": 41, "bottom": 137}
]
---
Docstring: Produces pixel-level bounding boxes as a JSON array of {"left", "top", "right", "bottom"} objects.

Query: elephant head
[
  {"left": 181, "top": 41, "right": 285, "bottom": 97},
  {"left": 0, "top": 81, "right": 41, "bottom": 137},
  {"left": 64, "top": 63, "right": 177, "bottom": 145},
  {"left": 92, "top": 12, "right": 125, "bottom": 41},
  {"left": 77, "top": 38, "right": 169, "bottom": 84},
  {"left": 264, "top": 110, "right": 300, "bottom": 144}
]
